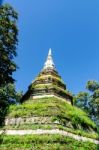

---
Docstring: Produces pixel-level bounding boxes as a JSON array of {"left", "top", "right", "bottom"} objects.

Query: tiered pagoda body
[
  {"left": 21, "top": 49, "right": 73, "bottom": 104},
  {"left": 1, "top": 49, "right": 98, "bottom": 150}
]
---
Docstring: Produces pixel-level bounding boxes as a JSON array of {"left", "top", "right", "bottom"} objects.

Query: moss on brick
[{"left": 0, "top": 134, "right": 98, "bottom": 150}]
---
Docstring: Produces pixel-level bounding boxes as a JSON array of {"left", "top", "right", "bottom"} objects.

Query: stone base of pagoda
[{"left": 32, "top": 94, "right": 71, "bottom": 104}]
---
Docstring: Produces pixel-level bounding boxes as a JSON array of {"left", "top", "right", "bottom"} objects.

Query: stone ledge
[
  {"left": 5, "top": 117, "right": 56, "bottom": 126},
  {"left": 32, "top": 95, "right": 71, "bottom": 104},
  {"left": 0, "top": 129, "right": 99, "bottom": 144}
]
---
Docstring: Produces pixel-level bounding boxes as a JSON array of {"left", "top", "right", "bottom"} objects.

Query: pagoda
[
  {"left": 1, "top": 49, "right": 98, "bottom": 150},
  {"left": 21, "top": 49, "right": 73, "bottom": 104}
]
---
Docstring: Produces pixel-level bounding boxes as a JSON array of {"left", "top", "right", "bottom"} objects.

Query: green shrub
[
  {"left": 0, "top": 135, "right": 98, "bottom": 150},
  {"left": 6, "top": 97, "right": 97, "bottom": 134}
]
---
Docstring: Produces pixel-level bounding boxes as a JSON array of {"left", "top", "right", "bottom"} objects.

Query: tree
[
  {"left": 0, "top": 4, "right": 18, "bottom": 126},
  {"left": 0, "top": 4, "right": 18, "bottom": 85},
  {"left": 74, "top": 92, "right": 90, "bottom": 113},
  {"left": 86, "top": 80, "right": 99, "bottom": 92},
  {"left": 75, "top": 80, "right": 99, "bottom": 125},
  {"left": 86, "top": 80, "right": 99, "bottom": 125}
]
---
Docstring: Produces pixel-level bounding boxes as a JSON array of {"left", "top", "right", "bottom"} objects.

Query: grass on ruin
[
  {"left": 7, "top": 97, "right": 97, "bottom": 131},
  {"left": 30, "top": 83, "right": 70, "bottom": 95},
  {"left": 0, "top": 134, "right": 98, "bottom": 150},
  {"left": 36, "top": 75, "right": 64, "bottom": 83},
  {"left": 2, "top": 124, "right": 98, "bottom": 140}
]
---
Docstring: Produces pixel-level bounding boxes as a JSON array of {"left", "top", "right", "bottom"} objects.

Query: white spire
[{"left": 43, "top": 48, "right": 55, "bottom": 70}]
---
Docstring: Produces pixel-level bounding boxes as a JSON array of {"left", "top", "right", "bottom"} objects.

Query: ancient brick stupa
[
  {"left": 1, "top": 49, "right": 98, "bottom": 150},
  {"left": 21, "top": 49, "right": 73, "bottom": 103}
]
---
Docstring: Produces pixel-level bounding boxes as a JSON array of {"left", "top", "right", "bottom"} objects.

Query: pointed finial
[
  {"left": 43, "top": 48, "right": 55, "bottom": 70},
  {"left": 48, "top": 48, "right": 52, "bottom": 56}
]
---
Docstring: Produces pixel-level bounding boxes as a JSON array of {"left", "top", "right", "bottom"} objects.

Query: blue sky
[
  {"left": 4, "top": 0, "right": 99, "bottom": 94},
  {"left": 0, "top": 0, "right": 3, "bottom": 5}
]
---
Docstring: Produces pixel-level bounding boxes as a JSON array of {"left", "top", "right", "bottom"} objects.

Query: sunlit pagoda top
[
  {"left": 21, "top": 48, "right": 73, "bottom": 104},
  {"left": 43, "top": 48, "right": 55, "bottom": 70}
]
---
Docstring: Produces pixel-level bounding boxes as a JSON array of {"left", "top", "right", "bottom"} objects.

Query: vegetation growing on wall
[
  {"left": 0, "top": 135, "right": 98, "bottom": 150},
  {"left": 7, "top": 98, "right": 97, "bottom": 132}
]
